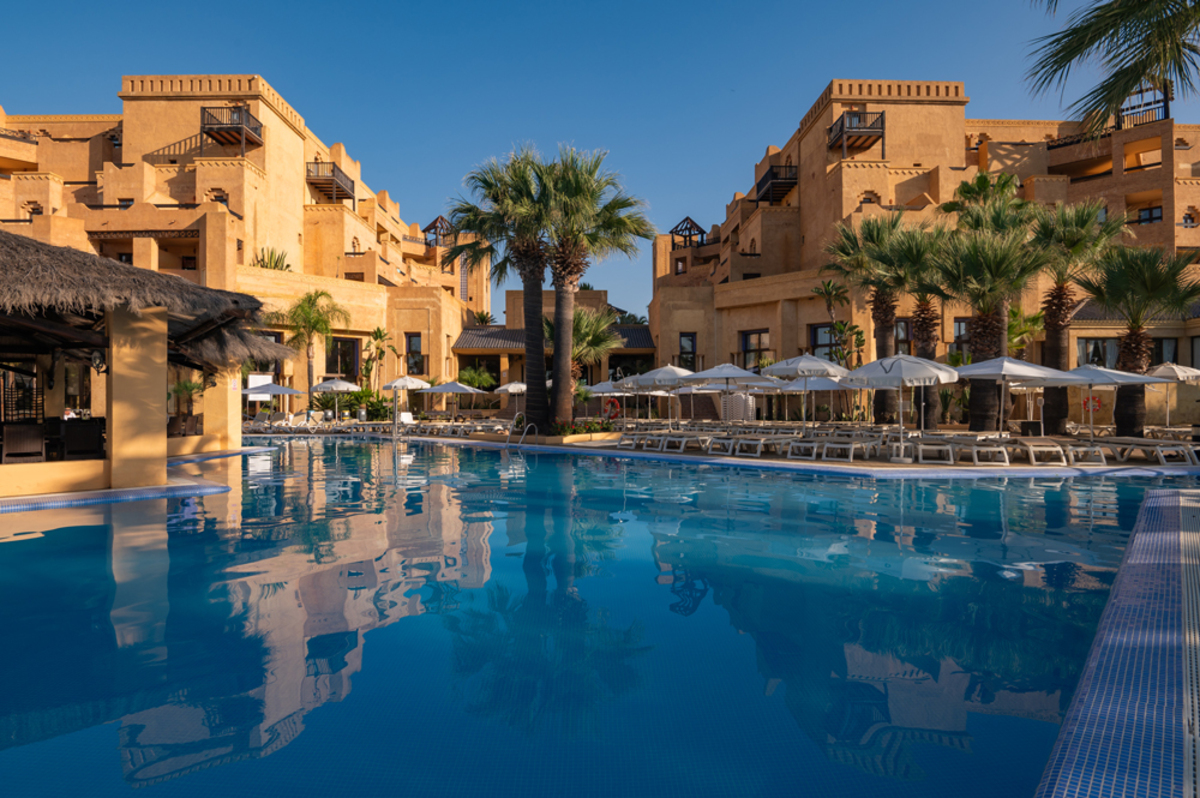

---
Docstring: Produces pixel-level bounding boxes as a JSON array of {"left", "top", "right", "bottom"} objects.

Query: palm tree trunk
[
  {"left": 966, "top": 309, "right": 1005, "bottom": 431},
  {"left": 871, "top": 290, "right": 898, "bottom": 424},
  {"left": 306, "top": 341, "right": 315, "bottom": 398},
  {"left": 522, "top": 271, "right": 550, "bottom": 432},
  {"left": 912, "top": 298, "right": 941, "bottom": 431},
  {"left": 1114, "top": 326, "right": 1151, "bottom": 436},
  {"left": 551, "top": 282, "right": 576, "bottom": 424},
  {"left": 1041, "top": 282, "right": 1073, "bottom": 435}
]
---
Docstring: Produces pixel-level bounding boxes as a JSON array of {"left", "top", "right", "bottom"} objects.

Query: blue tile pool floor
[{"left": 0, "top": 439, "right": 1188, "bottom": 797}]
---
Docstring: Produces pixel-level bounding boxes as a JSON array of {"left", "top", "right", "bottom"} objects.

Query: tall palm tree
[
  {"left": 1027, "top": 1, "right": 1193, "bottom": 135},
  {"left": 939, "top": 172, "right": 1025, "bottom": 214},
  {"left": 1008, "top": 306, "right": 1045, "bottom": 361},
  {"left": 1076, "top": 247, "right": 1200, "bottom": 435},
  {"left": 541, "top": 147, "right": 655, "bottom": 423},
  {"left": 267, "top": 290, "right": 350, "bottom": 392},
  {"left": 543, "top": 307, "right": 623, "bottom": 396},
  {"left": 444, "top": 148, "right": 555, "bottom": 431},
  {"left": 927, "top": 230, "right": 1051, "bottom": 430},
  {"left": 867, "top": 224, "right": 947, "bottom": 429},
  {"left": 824, "top": 213, "right": 907, "bottom": 422},
  {"left": 1029, "top": 200, "right": 1126, "bottom": 433},
  {"left": 473, "top": 309, "right": 497, "bottom": 325}
]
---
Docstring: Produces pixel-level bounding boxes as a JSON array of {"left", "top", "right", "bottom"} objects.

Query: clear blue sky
[{"left": 4, "top": 0, "right": 1112, "bottom": 320}]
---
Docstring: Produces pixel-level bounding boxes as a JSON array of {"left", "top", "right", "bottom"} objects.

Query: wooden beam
[
  {"left": 0, "top": 312, "right": 107, "bottom": 348},
  {"left": 174, "top": 311, "right": 245, "bottom": 345}
]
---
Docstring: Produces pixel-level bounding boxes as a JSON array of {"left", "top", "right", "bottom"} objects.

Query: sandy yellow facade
[
  {"left": 0, "top": 74, "right": 490, "bottom": 407},
  {"left": 650, "top": 78, "right": 1200, "bottom": 424}
]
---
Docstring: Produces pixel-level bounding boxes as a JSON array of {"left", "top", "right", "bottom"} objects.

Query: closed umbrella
[
  {"left": 1148, "top": 363, "right": 1200, "bottom": 427},
  {"left": 311, "top": 378, "right": 361, "bottom": 419}
]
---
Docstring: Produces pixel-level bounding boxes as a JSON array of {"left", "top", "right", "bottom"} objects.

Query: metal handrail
[{"left": 506, "top": 422, "right": 538, "bottom": 447}]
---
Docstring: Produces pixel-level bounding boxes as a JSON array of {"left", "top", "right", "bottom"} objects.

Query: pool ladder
[{"left": 506, "top": 422, "right": 538, "bottom": 448}]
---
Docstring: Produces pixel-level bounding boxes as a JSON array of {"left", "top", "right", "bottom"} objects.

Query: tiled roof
[
  {"left": 1073, "top": 299, "right": 1200, "bottom": 322},
  {"left": 452, "top": 324, "right": 654, "bottom": 350}
]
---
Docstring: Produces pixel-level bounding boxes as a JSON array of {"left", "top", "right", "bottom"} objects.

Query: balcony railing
[
  {"left": 672, "top": 235, "right": 717, "bottom": 250},
  {"left": 200, "top": 106, "right": 263, "bottom": 155},
  {"left": 828, "top": 112, "right": 885, "bottom": 158},
  {"left": 306, "top": 161, "right": 355, "bottom": 204},
  {"left": 1047, "top": 99, "right": 1170, "bottom": 150},
  {"left": 755, "top": 165, "right": 798, "bottom": 205}
]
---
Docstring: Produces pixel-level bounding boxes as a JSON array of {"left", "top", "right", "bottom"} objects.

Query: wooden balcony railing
[{"left": 200, "top": 106, "right": 263, "bottom": 156}]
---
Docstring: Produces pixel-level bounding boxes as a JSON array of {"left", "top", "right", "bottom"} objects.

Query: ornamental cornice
[
  {"left": 888, "top": 168, "right": 928, "bottom": 176},
  {"left": 967, "top": 118, "right": 1070, "bottom": 127},
  {"left": 194, "top": 157, "right": 267, "bottom": 180},
  {"left": 12, "top": 172, "right": 64, "bottom": 183},
  {"left": 5, "top": 114, "right": 122, "bottom": 123},
  {"left": 1176, "top": 178, "right": 1200, "bottom": 185}
]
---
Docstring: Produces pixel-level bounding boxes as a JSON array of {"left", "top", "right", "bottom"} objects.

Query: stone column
[
  {"left": 206, "top": 368, "right": 243, "bottom": 450},
  {"left": 499, "top": 354, "right": 509, "bottom": 409},
  {"left": 107, "top": 306, "right": 168, "bottom": 489},
  {"left": 132, "top": 237, "right": 159, "bottom": 272}
]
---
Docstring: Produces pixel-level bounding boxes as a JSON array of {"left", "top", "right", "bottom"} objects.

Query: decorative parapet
[{"left": 119, "top": 75, "right": 307, "bottom": 137}]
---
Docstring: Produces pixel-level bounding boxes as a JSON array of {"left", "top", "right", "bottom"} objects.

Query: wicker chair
[{"left": 2, "top": 423, "right": 46, "bottom": 464}]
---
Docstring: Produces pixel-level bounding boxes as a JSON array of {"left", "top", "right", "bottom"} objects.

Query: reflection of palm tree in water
[{"left": 445, "top": 485, "right": 649, "bottom": 736}]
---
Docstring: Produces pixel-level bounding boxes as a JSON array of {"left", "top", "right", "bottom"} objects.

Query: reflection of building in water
[
  {"left": 651, "top": 520, "right": 1109, "bottom": 783},
  {"left": 0, "top": 453, "right": 492, "bottom": 788}
]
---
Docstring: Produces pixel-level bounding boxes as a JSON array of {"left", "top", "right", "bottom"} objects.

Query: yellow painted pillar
[
  {"left": 107, "top": 307, "right": 168, "bottom": 489},
  {"left": 132, "top": 237, "right": 159, "bottom": 272},
  {"left": 207, "top": 368, "right": 243, "bottom": 450},
  {"left": 499, "top": 354, "right": 509, "bottom": 409}
]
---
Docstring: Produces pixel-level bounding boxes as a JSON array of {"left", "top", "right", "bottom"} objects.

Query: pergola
[{"left": 0, "top": 229, "right": 291, "bottom": 496}]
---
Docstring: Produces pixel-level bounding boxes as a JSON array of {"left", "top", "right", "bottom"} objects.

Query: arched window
[
  {"left": 859, "top": 191, "right": 880, "bottom": 206},
  {"left": 784, "top": 155, "right": 793, "bottom": 167},
  {"left": 748, "top": 239, "right": 757, "bottom": 254},
  {"left": 351, "top": 237, "right": 361, "bottom": 253}
]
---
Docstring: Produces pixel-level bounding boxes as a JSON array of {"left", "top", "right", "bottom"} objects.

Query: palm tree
[
  {"left": 444, "top": 148, "right": 556, "bottom": 431},
  {"left": 541, "top": 147, "right": 655, "bottom": 423},
  {"left": 1027, "top": 1, "right": 1190, "bottom": 135},
  {"left": 250, "top": 247, "right": 292, "bottom": 271},
  {"left": 473, "top": 309, "right": 497, "bottom": 325},
  {"left": 544, "top": 307, "right": 623, "bottom": 398},
  {"left": 457, "top": 365, "right": 497, "bottom": 410},
  {"left": 614, "top": 310, "right": 648, "bottom": 325},
  {"left": 811, "top": 279, "right": 849, "bottom": 325},
  {"left": 1008, "top": 306, "right": 1045, "bottom": 361},
  {"left": 1076, "top": 247, "right": 1200, "bottom": 435},
  {"left": 867, "top": 224, "right": 947, "bottom": 429},
  {"left": 361, "top": 327, "right": 392, "bottom": 392},
  {"left": 824, "top": 213, "right": 907, "bottom": 422},
  {"left": 1029, "top": 200, "right": 1126, "bottom": 433},
  {"left": 939, "top": 172, "right": 1025, "bottom": 214},
  {"left": 927, "top": 230, "right": 1051, "bottom": 430},
  {"left": 267, "top": 290, "right": 350, "bottom": 392}
]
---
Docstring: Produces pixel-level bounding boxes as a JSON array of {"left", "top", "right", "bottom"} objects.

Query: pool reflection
[{"left": 0, "top": 441, "right": 1169, "bottom": 795}]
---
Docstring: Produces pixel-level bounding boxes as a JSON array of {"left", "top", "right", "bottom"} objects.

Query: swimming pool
[{"left": 0, "top": 439, "right": 1182, "bottom": 797}]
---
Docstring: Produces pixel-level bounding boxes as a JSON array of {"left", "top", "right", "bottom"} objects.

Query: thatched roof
[{"left": 0, "top": 229, "right": 293, "bottom": 368}]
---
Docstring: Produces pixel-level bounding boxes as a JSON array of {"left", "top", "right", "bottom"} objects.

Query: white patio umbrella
[
  {"left": 955, "top": 357, "right": 1078, "bottom": 432},
  {"left": 1148, "top": 363, "right": 1200, "bottom": 427},
  {"left": 383, "top": 376, "right": 431, "bottom": 434},
  {"left": 311, "top": 378, "right": 361, "bottom": 419},
  {"left": 779, "top": 376, "right": 855, "bottom": 430},
  {"left": 765, "top": 356, "right": 852, "bottom": 431},
  {"left": 495, "top": 381, "right": 527, "bottom": 417},
  {"left": 590, "top": 380, "right": 634, "bottom": 420},
  {"left": 420, "top": 380, "right": 487, "bottom": 416},
  {"left": 1014, "top": 364, "right": 1169, "bottom": 439},
  {"left": 242, "top": 382, "right": 304, "bottom": 417},
  {"left": 842, "top": 355, "right": 958, "bottom": 436},
  {"left": 618, "top": 366, "right": 693, "bottom": 422}
]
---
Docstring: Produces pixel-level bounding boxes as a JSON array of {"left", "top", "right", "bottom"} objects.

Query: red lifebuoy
[
  {"left": 1082, "top": 395, "right": 1101, "bottom": 412},
  {"left": 603, "top": 398, "right": 621, "bottom": 420}
]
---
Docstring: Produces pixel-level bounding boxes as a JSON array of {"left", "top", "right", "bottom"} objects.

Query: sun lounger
[
  {"left": 945, "top": 436, "right": 1010, "bottom": 466},
  {"left": 785, "top": 438, "right": 822, "bottom": 460},
  {"left": 733, "top": 434, "right": 794, "bottom": 458},
  {"left": 1004, "top": 438, "right": 1067, "bottom": 466},
  {"left": 1098, "top": 437, "right": 1195, "bottom": 466},
  {"left": 821, "top": 436, "right": 881, "bottom": 463},
  {"left": 1065, "top": 443, "right": 1106, "bottom": 465},
  {"left": 914, "top": 438, "right": 955, "bottom": 465},
  {"left": 661, "top": 433, "right": 712, "bottom": 453}
]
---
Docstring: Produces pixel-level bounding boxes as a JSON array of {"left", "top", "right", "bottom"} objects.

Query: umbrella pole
[
  {"left": 1089, "top": 383, "right": 1095, "bottom": 441},
  {"left": 1168, "top": 383, "right": 1172, "bottom": 427},
  {"left": 393, "top": 390, "right": 398, "bottom": 437}
]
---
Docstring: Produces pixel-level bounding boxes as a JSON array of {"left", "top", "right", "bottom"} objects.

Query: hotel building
[
  {"left": 650, "top": 79, "right": 1200, "bottom": 422},
  {"left": 0, "top": 74, "right": 491, "bottom": 405}
]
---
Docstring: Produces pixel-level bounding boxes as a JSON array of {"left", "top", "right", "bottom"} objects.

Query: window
[
  {"left": 117, "top": 252, "right": 133, "bottom": 264},
  {"left": 1193, "top": 336, "right": 1200, "bottom": 370},
  {"left": 64, "top": 363, "right": 91, "bottom": 412},
  {"left": 894, "top": 318, "right": 912, "bottom": 355},
  {"left": 405, "top": 333, "right": 425, "bottom": 375},
  {"left": 250, "top": 332, "right": 284, "bottom": 376},
  {"left": 325, "top": 337, "right": 359, "bottom": 380},
  {"left": 679, "top": 333, "right": 697, "bottom": 371},
  {"left": 181, "top": 256, "right": 197, "bottom": 271},
  {"left": 742, "top": 273, "right": 761, "bottom": 280},
  {"left": 674, "top": 258, "right": 686, "bottom": 275},
  {"left": 1185, "top": 213, "right": 1197, "bottom": 228},
  {"left": 1097, "top": 207, "right": 1107, "bottom": 222},
  {"left": 1136, "top": 206, "right": 1163, "bottom": 225},
  {"left": 118, "top": 198, "right": 133, "bottom": 210},
  {"left": 1152, "top": 338, "right": 1178, "bottom": 366},
  {"left": 748, "top": 239, "right": 757, "bottom": 254},
  {"left": 1078, "top": 338, "right": 1118, "bottom": 368},
  {"left": 740, "top": 330, "right": 770, "bottom": 369},
  {"left": 949, "top": 318, "right": 970, "bottom": 358},
  {"left": 811, "top": 324, "right": 836, "bottom": 362}
]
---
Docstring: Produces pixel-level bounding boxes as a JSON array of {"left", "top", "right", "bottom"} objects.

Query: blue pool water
[{"left": 0, "top": 440, "right": 1186, "bottom": 797}]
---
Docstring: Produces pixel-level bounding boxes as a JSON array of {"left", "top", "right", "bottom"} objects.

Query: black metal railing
[
  {"left": 755, "top": 165, "right": 798, "bottom": 205},
  {"left": 200, "top": 106, "right": 263, "bottom": 140},
  {"left": 0, "top": 127, "right": 36, "bottom": 144},
  {"left": 306, "top": 161, "right": 355, "bottom": 200},
  {"left": 672, "top": 235, "right": 715, "bottom": 250},
  {"left": 1047, "top": 102, "right": 1169, "bottom": 150},
  {"left": 1069, "top": 170, "right": 1113, "bottom": 184},
  {"left": 828, "top": 112, "right": 885, "bottom": 149}
]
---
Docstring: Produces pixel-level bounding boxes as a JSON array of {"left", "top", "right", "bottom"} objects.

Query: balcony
[
  {"left": 306, "top": 161, "right": 355, "bottom": 204},
  {"left": 754, "top": 165, "right": 798, "bottom": 205},
  {"left": 0, "top": 127, "right": 35, "bottom": 144},
  {"left": 828, "top": 111, "right": 885, "bottom": 158},
  {"left": 1047, "top": 86, "right": 1171, "bottom": 149},
  {"left": 199, "top": 106, "right": 263, "bottom": 155}
]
